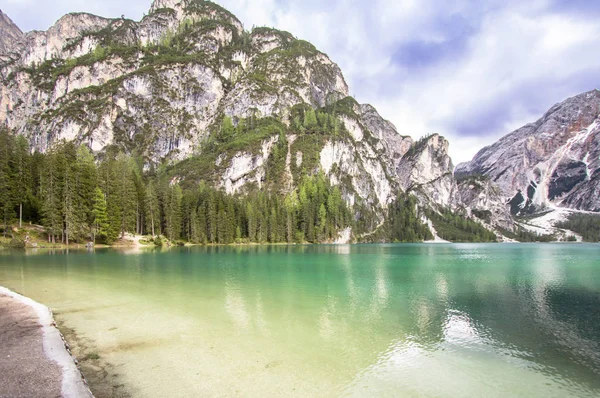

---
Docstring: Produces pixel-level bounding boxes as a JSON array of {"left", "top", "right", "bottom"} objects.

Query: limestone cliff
[
  {"left": 456, "top": 89, "right": 600, "bottom": 214},
  {"left": 0, "top": 1, "right": 348, "bottom": 161},
  {"left": 0, "top": 0, "right": 522, "bottom": 239},
  {"left": 0, "top": 10, "right": 23, "bottom": 57},
  {"left": 0, "top": 0, "right": 419, "bottom": 237},
  {"left": 396, "top": 134, "right": 454, "bottom": 207}
]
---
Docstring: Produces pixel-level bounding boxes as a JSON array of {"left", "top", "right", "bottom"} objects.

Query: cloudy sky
[{"left": 3, "top": 0, "right": 600, "bottom": 163}]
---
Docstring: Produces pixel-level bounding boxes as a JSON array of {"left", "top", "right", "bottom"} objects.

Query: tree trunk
[{"left": 19, "top": 203, "right": 22, "bottom": 228}]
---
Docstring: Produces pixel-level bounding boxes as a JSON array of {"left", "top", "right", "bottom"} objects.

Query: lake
[{"left": 1, "top": 244, "right": 599, "bottom": 397}]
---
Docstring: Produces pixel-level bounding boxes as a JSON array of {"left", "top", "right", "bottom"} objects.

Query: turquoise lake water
[{"left": 1, "top": 244, "right": 599, "bottom": 397}]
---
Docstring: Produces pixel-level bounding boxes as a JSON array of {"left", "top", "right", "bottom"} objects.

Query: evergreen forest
[{"left": 1, "top": 128, "right": 441, "bottom": 245}]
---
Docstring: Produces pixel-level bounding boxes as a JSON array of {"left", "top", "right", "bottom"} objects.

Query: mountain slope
[
  {"left": 0, "top": 1, "right": 347, "bottom": 160},
  {"left": 6, "top": 1, "right": 598, "bottom": 242},
  {"left": 457, "top": 90, "right": 600, "bottom": 214},
  {"left": 1, "top": 0, "right": 434, "bottom": 240},
  {"left": 397, "top": 134, "right": 454, "bottom": 207},
  {"left": 0, "top": 10, "right": 23, "bottom": 57},
  {"left": 9, "top": 0, "right": 574, "bottom": 242}
]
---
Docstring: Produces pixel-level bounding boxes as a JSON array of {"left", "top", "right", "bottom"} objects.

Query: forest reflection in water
[{"left": 0, "top": 243, "right": 598, "bottom": 397}]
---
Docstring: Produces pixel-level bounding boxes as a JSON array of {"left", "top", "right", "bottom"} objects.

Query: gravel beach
[{"left": 0, "top": 287, "right": 93, "bottom": 398}]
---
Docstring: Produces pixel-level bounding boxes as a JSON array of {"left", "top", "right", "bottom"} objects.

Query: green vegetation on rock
[
  {"left": 0, "top": 129, "right": 352, "bottom": 245},
  {"left": 362, "top": 194, "right": 433, "bottom": 243},
  {"left": 556, "top": 214, "right": 600, "bottom": 242},
  {"left": 425, "top": 208, "right": 497, "bottom": 242}
]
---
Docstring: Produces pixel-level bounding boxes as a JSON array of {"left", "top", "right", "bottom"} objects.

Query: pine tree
[
  {"left": 92, "top": 187, "right": 109, "bottom": 243},
  {"left": 14, "top": 136, "right": 31, "bottom": 228},
  {"left": 190, "top": 207, "right": 201, "bottom": 243},
  {"left": 72, "top": 145, "right": 97, "bottom": 241},
  {"left": 207, "top": 191, "right": 217, "bottom": 243},
  {"left": 317, "top": 202, "right": 327, "bottom": 241},
  {"left": 268, "top": 207, "right": 279, "bottom": 242},
  {"left": 220, "top": 116, "right": 235, "bottom": 142},
  {"left": 225, "top": 199, "right": 236, "bottom": 243},
  {"left": 246, "top": 202, "right": 256, "bottom": 242},
  {"left": 116, "top": 154, "right": 138, "bottom": 239},
  {"left": 0, "top": 130, "right": 15, "bottom": 236},
  {"left": 303, "top": 108, "right": 318, "bottom": 130},
  {"left": 217, "top": 207, "right": 227, "bottom": 244},
  {"left": 145, "top": 181, "right": 160, "bottom": 237},
  {"left": 196, "top": 203, "right": 208, "bottom": 244},
  {"left": 165, "top": 184, "right": 183, "bottom": 241},
  {"left": 40, "top": 149, "right": 64, "bottom": 243},
  {"left": 99, "top": 152, "right": 138, "bottom": 241},
  {"left": 63, "top": 163, "right": 75, "bottom": 245},
  {"left": 283, "top": 192, "right": 297, "bottom": 243},
  {"left": 132, "top": 169, "right": 145, "bottom": 235}
]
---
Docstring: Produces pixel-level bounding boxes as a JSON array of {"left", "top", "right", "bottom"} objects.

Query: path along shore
[{"left": 0, "top": 286, "right": 93, "bottom": 398}]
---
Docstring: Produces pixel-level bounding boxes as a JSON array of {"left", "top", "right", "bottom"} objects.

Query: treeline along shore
[
  {"left": 0, "top": 128, "right": 353, "bottom": 246},
  {"left": 0, "top": 126, "right": 501, "bottom": 246}
]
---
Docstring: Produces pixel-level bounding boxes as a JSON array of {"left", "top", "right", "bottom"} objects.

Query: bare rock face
[
  {"left": 396, "top": 134, "right": 454, "bottom": 207},
  {"left": 315, "top": 99, "right": 409, "bottom": 211},
  {"left": 0, "top": 0, "right": 405, "bottom": 229},
  {"left": 0, "top": 1, "right": 348, "bottom": 163},
  {"left": 453, "top": 177, "right": 514, "bottom": 231},
  {"left": 23, "top": 13, "right": 113, "bottom": 67},
  {"left": 0, "top": 10, "right": 23, "bottom": 56},
  {"left": 9, "top": 0, "right": 581, "bottom": 236},
  {"left": 391, "top": 133, "right": 514, "bottom": 233},
  {"left": 358, "top": 104, "right": 412, "bottom": 162},
  {"left": 456, "top": 89, "right": 600, "bottom": 213}
]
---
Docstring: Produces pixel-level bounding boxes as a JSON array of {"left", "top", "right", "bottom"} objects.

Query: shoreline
[
  {"left": 0, "top": 286, "right": 93, "bottom": 398},
  {"left": 1, "top": 240, "right": 595, "bottom": 252}
]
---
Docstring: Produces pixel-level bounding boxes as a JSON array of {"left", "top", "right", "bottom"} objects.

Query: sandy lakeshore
[{"left": 0, "top": 287, "right": 93, "bottom": 398}]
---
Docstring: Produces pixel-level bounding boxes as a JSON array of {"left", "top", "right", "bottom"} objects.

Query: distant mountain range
[{"left": 1, "top": 0, "right": 598, "bottom": 242}]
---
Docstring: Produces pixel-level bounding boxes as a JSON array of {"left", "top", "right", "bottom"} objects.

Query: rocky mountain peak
[
  {"left": 148, "top": 0, "right": 243, "bottom": 35},
  {"left": 0, "top": 9, "right": 23, "bottom": 56},
  {"left": 357, "top": 103, "right": 412, "bottom": 161},
  {"left": 0, "top": 0, "right": 353, "bottom": 164},
  {"left": 15, "top": 12, "right": 112, "bottom": 67},
  {"left": 150, "top": 0, "right": 181, "bottom": 12},
  {"left": 48, "top": 12, "right": 111, "bottom": 41},
  {"left": 457, "top": 89, "right": 600, "bottom": 214},
  {"left": 395, "top": 133, "right": 454, "bottom": 207},
  {"left": 404, "top": 134, "right": 452, "bottom": 169}
]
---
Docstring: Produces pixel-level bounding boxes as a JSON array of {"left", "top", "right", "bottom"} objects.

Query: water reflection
[
  {"left": 224, "top": 278, "right": 250, "bottom": 330},
  {"left": 0, "top": 244, "right": 599, "bottom": 397}
]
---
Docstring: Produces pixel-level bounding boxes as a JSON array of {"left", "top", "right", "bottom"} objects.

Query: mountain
[
  {"left": 395, "top": 134, "right": 514, "bottom": 235},
  {"left": 397, "top": 134, "right": 454, "bottom": 207},
  {"left": 0, "top": 10, "right": 23, "bottom": 57},
  {"left": 456, "top": 90, "right": 600, "bottom": 214},
  {"left": 0, "top": 0, "right": 433, "bottom": 241},
  {"left": 0, "top": 2, "right": 347, "bottom": 159},
  {"left": 8, "top": 0, "right": 588, "bottom": 243}
]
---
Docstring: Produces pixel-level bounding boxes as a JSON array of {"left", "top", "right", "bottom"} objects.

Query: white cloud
[{"left": 380, "top": 9, "right": 600, "bottom": 163}]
